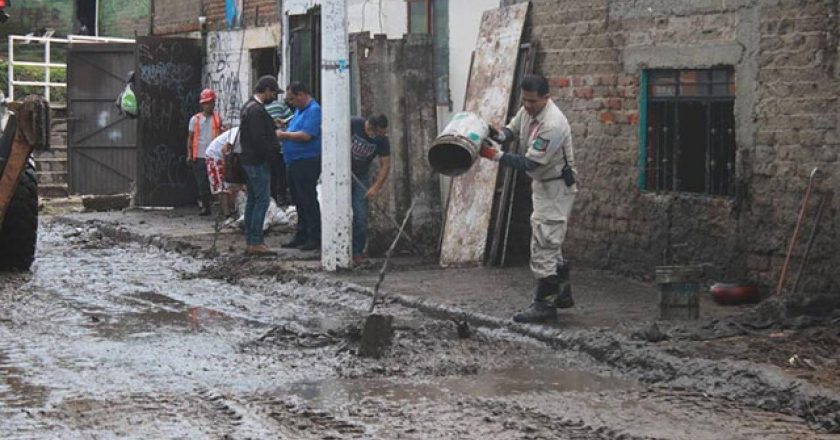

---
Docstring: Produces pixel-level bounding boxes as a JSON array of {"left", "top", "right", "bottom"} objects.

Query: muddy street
[{"left": 0, "top": 221, "right": 832, "bottom": 439}]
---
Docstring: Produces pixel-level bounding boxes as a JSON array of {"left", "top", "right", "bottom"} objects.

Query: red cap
[{"left": 199, "top": 88, "right": 216, "bottom": 104}]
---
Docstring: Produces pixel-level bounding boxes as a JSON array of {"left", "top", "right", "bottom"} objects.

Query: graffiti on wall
[
  {"left": 205, "top": 31, "right": 250, "bottom": 125},
  {"left": 136, "top": 37, "right": 203, "bottom": 206}
]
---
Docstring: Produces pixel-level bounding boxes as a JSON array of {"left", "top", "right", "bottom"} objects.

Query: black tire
[{"left": 0, "top": 165, "right": 38, "bottom": 270}]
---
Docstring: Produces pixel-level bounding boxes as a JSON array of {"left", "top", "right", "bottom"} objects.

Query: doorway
[
  {"left": 251, "top": 47, "right": 280, "bottom": 89},
  {"left": 75, "top": 0, "right": 96, "bottom": 35},
  {"left": 288, "top": 7, "right": 321, "bottom": 101}
]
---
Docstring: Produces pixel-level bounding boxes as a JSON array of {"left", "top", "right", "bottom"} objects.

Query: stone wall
[{"left": 513, "top": 0, "right": 839, "bottom": 292}]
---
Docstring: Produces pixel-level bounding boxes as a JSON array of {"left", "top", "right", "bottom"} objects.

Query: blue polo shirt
[{"left": 283, "top": 99, "right": 322, "bottom": 163}]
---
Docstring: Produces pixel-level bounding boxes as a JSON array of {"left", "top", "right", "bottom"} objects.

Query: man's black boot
[
  {"left": 513, "top": 277, "right": 558, "bottom": 323},
  {"left": 553, "top": 262, "right": 574, "bottom": 309}
]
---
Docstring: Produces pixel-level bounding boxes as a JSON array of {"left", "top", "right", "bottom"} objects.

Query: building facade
[{"left": 502, "top": 0, "right": 839, "bottom": 292}]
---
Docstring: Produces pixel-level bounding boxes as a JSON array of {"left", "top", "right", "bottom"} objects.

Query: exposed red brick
[
  {"left": 599, "top": 112, "right": 616, "bottom": 124},
  {"left": 550, "top": 76, "right": 571, "bottom": 88}
]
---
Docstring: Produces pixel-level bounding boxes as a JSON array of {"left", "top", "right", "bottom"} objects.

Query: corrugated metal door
[{"left": 67, "top": 43, "right": 137, "bottom": 195}]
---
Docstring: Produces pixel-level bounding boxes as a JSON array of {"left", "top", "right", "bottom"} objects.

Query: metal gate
[
  {"left": 135, "top": 37, "right": 203, "bottom": 206},
  {"left": 67, "top": 42, "right": 137, "bottom": 195}
]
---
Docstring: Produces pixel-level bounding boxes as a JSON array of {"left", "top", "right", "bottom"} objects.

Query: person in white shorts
[{"left": 205, "top": 126, "right": 241, "bottom": 218}]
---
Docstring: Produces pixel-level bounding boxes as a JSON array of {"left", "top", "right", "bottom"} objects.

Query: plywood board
[{"left": 439, "top": 2, "right": 529, "bottom": 266}]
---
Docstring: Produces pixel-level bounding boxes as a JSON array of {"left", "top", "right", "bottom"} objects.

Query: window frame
[
  {"left": 639, "top": 67, "right": 737, "bottom": 197},
  {"left": 407, "top": 0, "right": 433, "bottom": 34}
]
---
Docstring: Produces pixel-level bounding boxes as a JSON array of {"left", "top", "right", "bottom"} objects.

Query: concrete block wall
[{"left": 518, "top": 0, "right": 839, "bottom": 292}]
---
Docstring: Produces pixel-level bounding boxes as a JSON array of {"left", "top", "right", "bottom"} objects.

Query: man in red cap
[{"left": 186, "top": 88, "right": 223, "bottom": 215}]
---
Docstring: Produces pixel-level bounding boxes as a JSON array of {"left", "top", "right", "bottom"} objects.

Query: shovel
[{"left": 358, "top": 199, "right": 417, "bottom": 358}]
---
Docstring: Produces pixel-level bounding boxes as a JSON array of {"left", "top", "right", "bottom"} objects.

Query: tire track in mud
[
  {"left": 46, "top": 218, "right": 840, "bottom": 436},
  {"left": 195, "top": 386, "right": 367, "bottom": 439}
]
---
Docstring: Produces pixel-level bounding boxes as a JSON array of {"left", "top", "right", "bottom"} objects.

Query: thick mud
[{"left": 0, "top": 221, "right": 834, "bottom": 438}]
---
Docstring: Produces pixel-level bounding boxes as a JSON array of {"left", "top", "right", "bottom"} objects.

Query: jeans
[
  {"left": 192, "top": 158, "right": 212, "bottom": 209},
  {"left": 243, "top": 163, "right": 271, "bottom": 246},
  {"left": 268, "top": 148, "right": 288, "bottom": 204},
  {"left": 287, "top": 157, "right": 321, "bottom": 244},
  {"left": 351, "top": 173, "right": 369, "bottom": 257}
]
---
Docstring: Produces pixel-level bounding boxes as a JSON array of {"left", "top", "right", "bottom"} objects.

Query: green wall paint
[{"left": 99, "top": 0, "right": 151, "bottom": 38}]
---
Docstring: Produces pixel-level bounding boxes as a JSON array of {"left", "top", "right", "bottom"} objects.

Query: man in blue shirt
[
  {"left": 277, "top": 82, "right": 322, "bottom": 251},
  {"left": 350, "top": 114, "right": 390, "bottom": 265}
]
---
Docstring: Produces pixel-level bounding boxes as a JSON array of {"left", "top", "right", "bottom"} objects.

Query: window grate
[{"left": 644, "top": 68, "right": 736, "bottom": 196}]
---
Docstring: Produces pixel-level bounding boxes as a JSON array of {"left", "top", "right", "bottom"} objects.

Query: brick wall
[
  {"left": 520, "top": 0, "right": 839, "bottom": 292},
  {"left": 153, "top": 0, "right": 280, "bottom": 35}
]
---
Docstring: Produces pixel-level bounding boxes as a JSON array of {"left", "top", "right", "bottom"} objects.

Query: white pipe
[
  {"left": 45, "top": 38, "right": 51, "bottom": 101},
  {"left": 320, "top": 0, "right": 352, "bottom": 270},
  {"left": 95, "top": 0, "right": 99, "bottom": 36}
]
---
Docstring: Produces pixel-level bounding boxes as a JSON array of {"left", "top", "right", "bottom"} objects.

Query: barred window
[{"left": 642, "top": 68, "right": 736, "bottom": 196}]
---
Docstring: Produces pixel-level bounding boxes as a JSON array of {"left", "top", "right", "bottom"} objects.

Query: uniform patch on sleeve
[{"left": 531, "top": 136, "right": 550, "bottom": 152}]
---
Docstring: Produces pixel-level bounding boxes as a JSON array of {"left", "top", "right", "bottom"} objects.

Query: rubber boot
[
  {"left": 553, "top": 262, "right": 574, "bottom": 309},
  {"left": 513, "top": 277, "right": 558, "bottom": 323}
]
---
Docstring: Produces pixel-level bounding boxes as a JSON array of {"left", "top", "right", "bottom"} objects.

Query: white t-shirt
[{"left": 205, "top": 127, "right": 239, "bottom": 161}]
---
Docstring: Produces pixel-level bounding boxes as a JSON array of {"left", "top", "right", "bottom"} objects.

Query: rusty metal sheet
[{"left": 439, "top": 2, "right": 529, "bottom": 266}]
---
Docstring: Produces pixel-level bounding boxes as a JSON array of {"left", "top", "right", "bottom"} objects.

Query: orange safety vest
[{"left": 191, "top": 112, "right": 222, "bottom": 160}]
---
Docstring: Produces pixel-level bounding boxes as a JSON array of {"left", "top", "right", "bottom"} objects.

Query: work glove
[
  {"left": 488, "top": 126, "right": 512, "bottom": 145},
  {"left": 479, "top": 145, "right": 502, "bottom": 161}
]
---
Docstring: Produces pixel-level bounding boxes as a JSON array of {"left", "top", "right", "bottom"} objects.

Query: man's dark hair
[
  {"left": 367, "top": 114, "right": 388, "bottom": 130},
  {"left": 254, "top": 75, "right": 281, "bottom": 93},
  {"left": 521, "top": 74, "right": 549, "bottom": 96},
  {"left": 287, "top": 81, "right": 310, "bottom": 96}
]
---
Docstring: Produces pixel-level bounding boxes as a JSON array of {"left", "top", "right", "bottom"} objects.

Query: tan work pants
[{"left": 529, "top": 179, "right": 576, "bottom": 279}]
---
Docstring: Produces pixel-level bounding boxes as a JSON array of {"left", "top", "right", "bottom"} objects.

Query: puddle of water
[
  {"left": 279, "top": 364, "right": 634, "bottom": 405},
  {"left": 90, "top": 306, "right": 237, "bottom": 340}
]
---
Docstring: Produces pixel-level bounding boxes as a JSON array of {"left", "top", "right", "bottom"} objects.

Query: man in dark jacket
[{"left": 239, "top": 75, "right": 282, "bottom": 255}]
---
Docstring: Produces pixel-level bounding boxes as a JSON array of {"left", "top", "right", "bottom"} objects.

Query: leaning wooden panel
[{"left": 439, "top": 2, "right": 529, "bottom": 266}]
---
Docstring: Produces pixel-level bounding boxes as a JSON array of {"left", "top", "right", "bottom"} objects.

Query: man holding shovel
[{"left": 479, "top": 74, "right": 577, "bottom": 323}]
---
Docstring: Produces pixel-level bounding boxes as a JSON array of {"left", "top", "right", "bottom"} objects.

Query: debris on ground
[{"left": 81, "top": 193, "right": 131, "bottom": 212}]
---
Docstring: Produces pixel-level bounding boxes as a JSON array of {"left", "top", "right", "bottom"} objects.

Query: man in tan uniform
[{"left": 480, "top": 74, "right": 577, "bottom": 323}]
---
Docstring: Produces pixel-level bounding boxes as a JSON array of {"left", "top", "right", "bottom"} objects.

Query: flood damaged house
[
  {"left": 354, "top": 0, "right": 839, "bottom": 293},
  {"left": 6, "top": 0, "right": 839, "bottom": 293},
  {"left": 489, "top": 0, "right": 839, "bottom": 293}
]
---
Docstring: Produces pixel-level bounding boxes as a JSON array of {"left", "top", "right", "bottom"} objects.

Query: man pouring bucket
[{"left": 479, "top": 74, "right": 578, "bottom": 323}]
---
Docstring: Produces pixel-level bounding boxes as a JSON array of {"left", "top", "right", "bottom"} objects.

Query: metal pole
[
  {"left": 320, "top": 0, "right": 353, "bottom": 270},
  {"left": 775, "top": 167, "right": 819, "bottom": 296},
  {"left": 45, "top": 39, "right": 51, "bottom": 102},
  {"left": 95, "top": 0, "right": 100, "bottom": 36},
  {"left": 792, "top": 191, "right": 831, "bottom": 293},
  {"left": 8, "top": 36, "right": 13, "bottom": 101}
]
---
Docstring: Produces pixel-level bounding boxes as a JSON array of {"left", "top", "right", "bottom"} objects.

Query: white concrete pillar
[{"left": 320, "top": 0, "right": 352, "bottom": 270}]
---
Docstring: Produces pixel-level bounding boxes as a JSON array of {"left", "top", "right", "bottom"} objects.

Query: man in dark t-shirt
[{"left": 350, "top": 114, "right": 391, "bottom": 265}]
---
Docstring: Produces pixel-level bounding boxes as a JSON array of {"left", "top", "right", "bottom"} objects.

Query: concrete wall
[
  {"left": 515, "top": 0, "right": 839, "bottom": 292},
  {"left": 205, "top": 25, "right": 281, "bottom": 125},
  {"left": 351, "top": 33, "right": 440, "bottom": 256},
  {"left": 347, "top": 0, "right": 407, "bottom": 38}
]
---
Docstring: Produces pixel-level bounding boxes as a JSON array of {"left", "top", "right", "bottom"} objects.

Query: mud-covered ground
[{"left": 0, "top": 221, "right": 836, "bottom": 439}]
